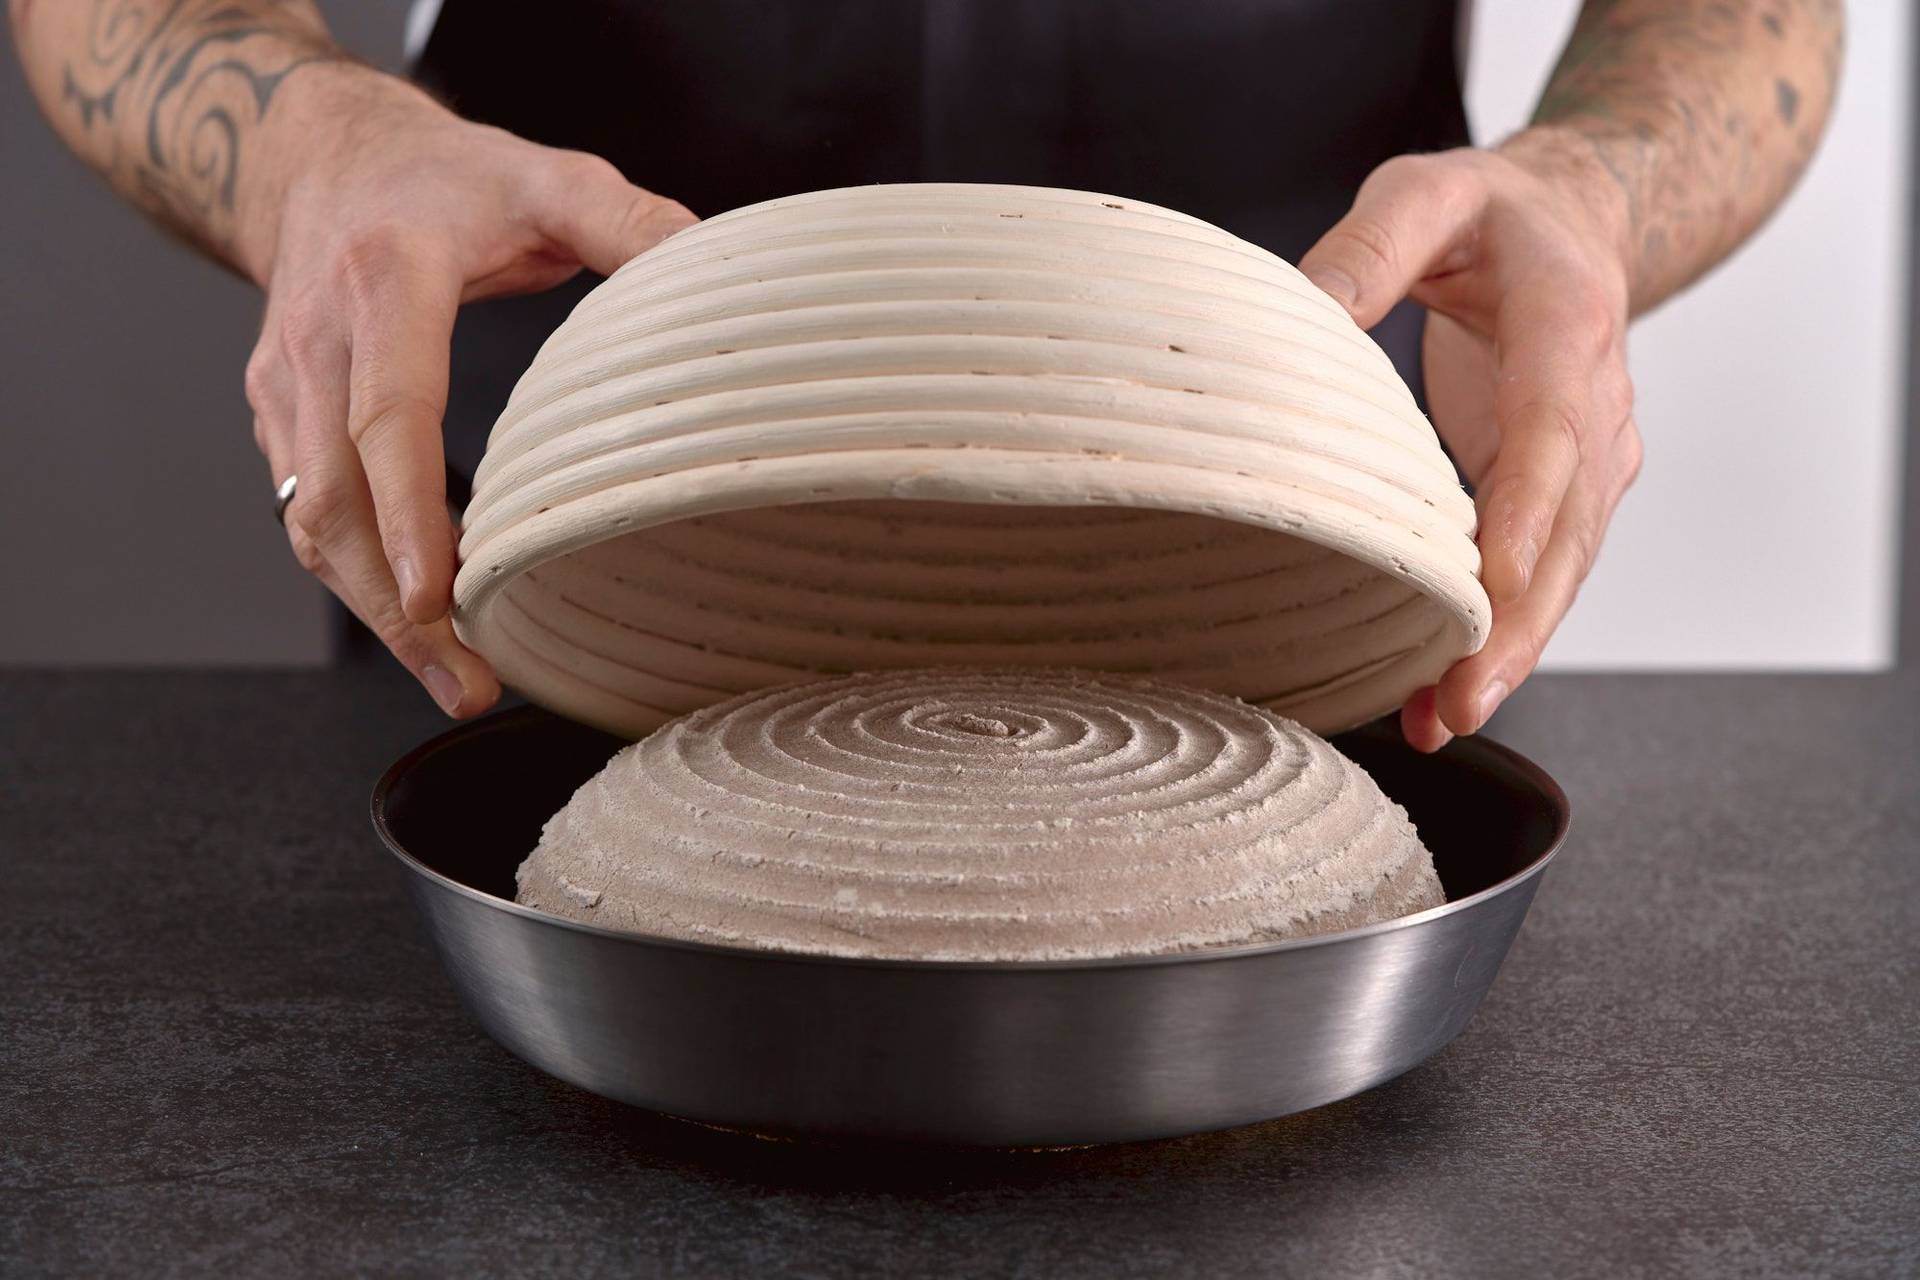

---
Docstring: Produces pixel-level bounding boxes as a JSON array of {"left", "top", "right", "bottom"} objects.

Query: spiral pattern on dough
[{"left": 515, "top": 668, "right": 1446, "bottom": 960}]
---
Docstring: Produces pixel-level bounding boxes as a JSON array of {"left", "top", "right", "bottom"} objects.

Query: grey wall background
[
  {"left": 2, "top": 1, "right": 1914, "bottom": 669},
  {"left": 0, "top": 2, "right": 412, "bottom": 666}
]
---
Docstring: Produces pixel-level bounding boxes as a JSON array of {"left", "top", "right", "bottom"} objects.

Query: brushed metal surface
[{"left": 373, "top": 707, "right": 1568, "bottom": 1146}]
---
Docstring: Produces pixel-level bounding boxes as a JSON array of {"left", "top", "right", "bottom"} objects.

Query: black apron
[{"left": 413, "top": 0, "right": 1471, "bottom": 479}]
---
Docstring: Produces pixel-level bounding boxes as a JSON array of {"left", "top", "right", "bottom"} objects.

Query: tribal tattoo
[
  {"left": 1532, "top": 0, "right": 1845, "bottom": 312},
  {"left": 51, "top": 0, "right": 343, "bottom": 260}
]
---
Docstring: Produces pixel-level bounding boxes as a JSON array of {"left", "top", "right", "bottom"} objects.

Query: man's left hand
[{"left": 1299, "top": 128, "right": 1645, "bottom": 752}]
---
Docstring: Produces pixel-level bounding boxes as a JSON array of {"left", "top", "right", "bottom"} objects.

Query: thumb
[
  {"left": 1297, "top": 152, "right": 1481, "bottom": 330},
  {"left": 539, "top": 152, "right": 699, "bottom": 277}
]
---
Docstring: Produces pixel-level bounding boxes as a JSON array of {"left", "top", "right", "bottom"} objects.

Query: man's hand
[
  {"left": 1299, "top": 0, "right": 1843, "bottom": 751},
  {"left": 1299, "top": 130, "right": 1643, "bottom": 753},
  {"left": 240, "top": 67, "right": 694, "bottom": 717},
  {"left": 9, "top": 1, "right": 695, "bottom": 717}
]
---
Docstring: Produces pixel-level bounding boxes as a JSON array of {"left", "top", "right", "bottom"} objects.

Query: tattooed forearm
[
  {"left": 12, "top": 0, "right": 346, "bottom": 269},
  {"left": 1529, "top": 0, "right": 1845, "bottom": 314}
]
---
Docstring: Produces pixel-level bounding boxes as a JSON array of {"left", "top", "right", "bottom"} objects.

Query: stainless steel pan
[{"left": 372, "top": 706, "right": 1568, "bottom": 1146}]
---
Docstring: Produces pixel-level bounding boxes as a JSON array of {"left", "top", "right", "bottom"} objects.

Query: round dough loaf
[{"left": 515, "top": 668, "right": 1446, "bottom": 960}]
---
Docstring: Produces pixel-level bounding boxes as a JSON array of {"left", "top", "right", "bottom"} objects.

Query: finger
[
  {"left": 287, "top": 330, "right": 390, "bottom": 620},
  {"left": 246, "top": 314, "right": 300, "bottom": 484},
  {"left": 258, "top": 416, "right": 296, "bottom": 491},
  {"left": 1399, "top": 685, "right": 1455, "bottom": 754},
  {"left": 1434, "top": 440, "right": 1631, "bottom": 735},
  {"left": 1472, "top": 287, "right": 1616, "bottom": 603},
  {"left": 254, "top": 398, "right": 296, "bottom": 486},
  {"left": 289, "top": 521, "right": 502, "bottom": 721},
  {"left": 1419, "top": 311, "right": 1502, "bottom": 477},
  {"left": 284, "top": 322, "right": 497, "bottom": 717},
  {"left": 536, "top": 152, "right": 698, "bottom": 277},
  {"left": 299, "top": 457, "right": 495, "bottom": 719},
  {"left": 344, "top": 244, "right": 462, "bottom": 624},
  {"left": 1298, "top": 152, "right": 1488, "bottom": 329}
]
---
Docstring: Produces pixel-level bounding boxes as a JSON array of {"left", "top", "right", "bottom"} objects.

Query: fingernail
[
  {"left": 1474, "top": 680, "right": 1510, "bottom": 732},
  {"left": 422, "top": 663, "right": 465, "bottom": 716},
  {"left": 1492, "top": 535, "right": 1538, "bottom": 603},
  {"left": 1304, "top": 266, "right": 1359, "bottom": 312},
  {"left": 394, "top": 555, "right": 420, "bottom": 611},
  {"left": 1514, "top": 534, "right": 1540, "bottom": 592}
]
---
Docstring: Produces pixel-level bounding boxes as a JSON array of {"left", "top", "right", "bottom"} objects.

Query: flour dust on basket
[{"left": 513, "top": 668, "right": 1445, "bottom": 961}]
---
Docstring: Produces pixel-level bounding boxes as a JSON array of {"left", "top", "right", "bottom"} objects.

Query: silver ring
[{"left": 273, "top": 474, "right": 298, "bottom": 526}]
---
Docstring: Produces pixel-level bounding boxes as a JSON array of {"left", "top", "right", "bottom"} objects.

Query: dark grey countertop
[{"left": 3, "top": 667, "right": 1916, "bottom": 1277}]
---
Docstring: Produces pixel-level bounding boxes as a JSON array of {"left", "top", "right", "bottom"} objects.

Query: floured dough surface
[{"left": 514, "top": 668, "right": 1446, "bottom": 960}]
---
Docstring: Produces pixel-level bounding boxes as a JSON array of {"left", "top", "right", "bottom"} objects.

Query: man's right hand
[{"left": 239, "top": 66, "right": 695, "bottom": 717}]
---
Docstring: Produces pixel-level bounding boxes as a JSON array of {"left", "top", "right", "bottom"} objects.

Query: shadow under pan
[{"left": 373, "top": 706, "right": 1568, "bottom": 1146}]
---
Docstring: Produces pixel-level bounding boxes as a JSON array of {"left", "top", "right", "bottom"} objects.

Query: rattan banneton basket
[{"left": 451, "top": 183, "right": 1490, "bottom": 738}]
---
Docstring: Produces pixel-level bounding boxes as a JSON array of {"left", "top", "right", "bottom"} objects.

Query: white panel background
[{"left": 1464, "top": 0, "right": 1910, "bottom": 670}]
